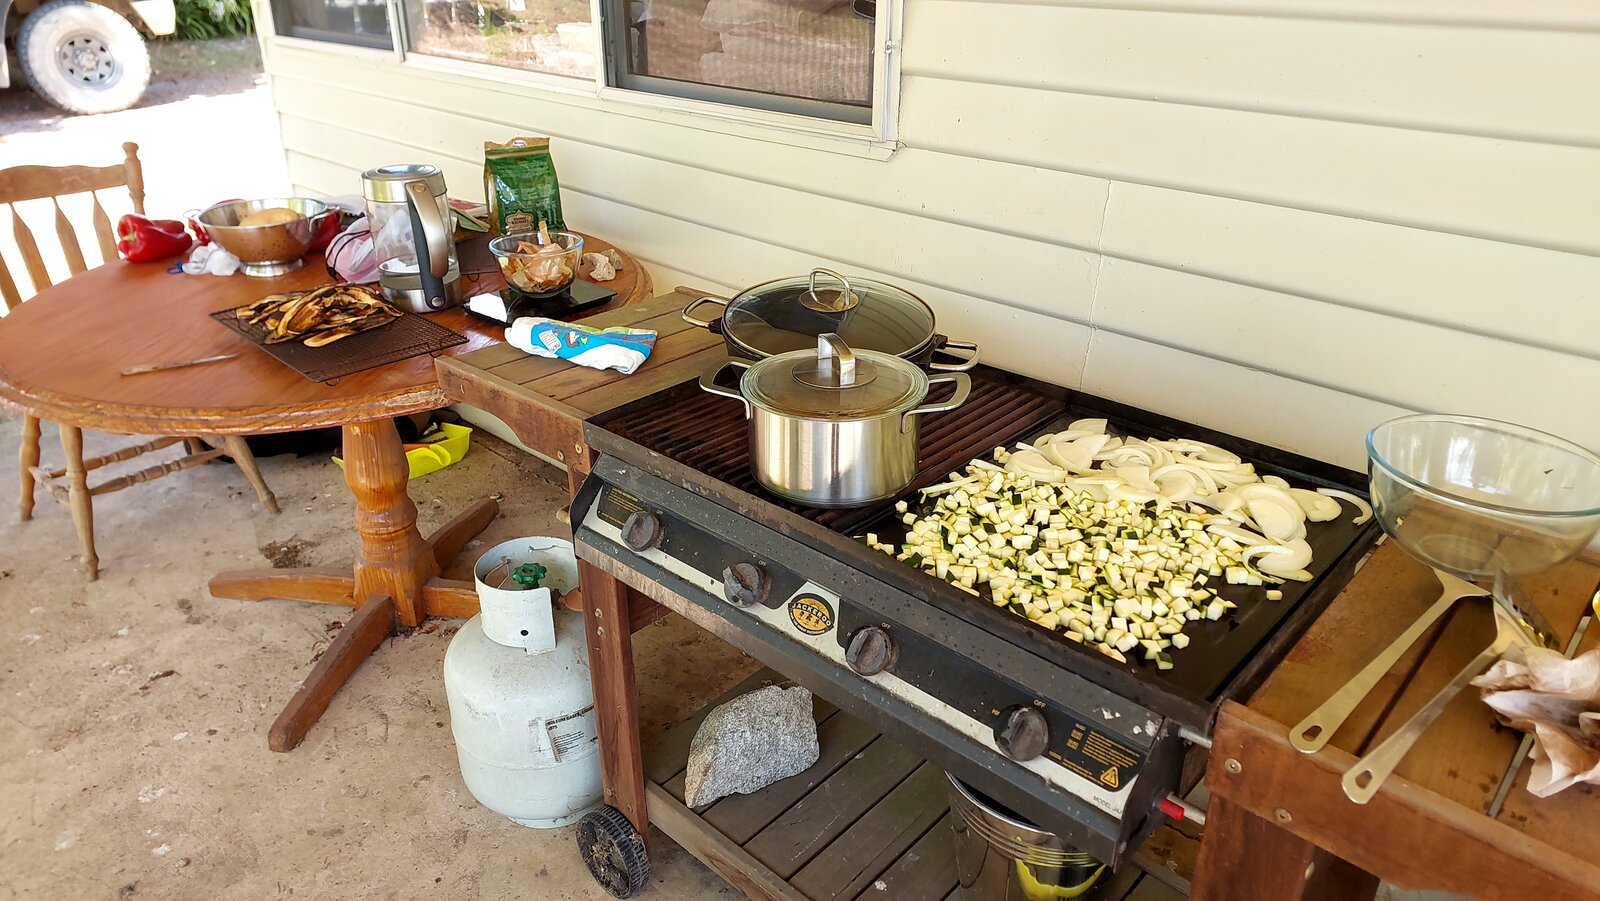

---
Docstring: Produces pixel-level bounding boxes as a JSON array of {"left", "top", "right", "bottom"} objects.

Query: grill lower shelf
[{"left": 642, "top": 668, "right": 1192, "bottom": 901}]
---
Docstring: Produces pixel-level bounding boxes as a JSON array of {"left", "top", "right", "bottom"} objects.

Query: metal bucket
[{"left": 946, "top": 773, "right": 1106, "bottom": 900}]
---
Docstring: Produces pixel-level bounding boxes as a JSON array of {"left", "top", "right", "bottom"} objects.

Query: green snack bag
[{"left": 484, "top": 137, "right": 565, "bottom": 235}]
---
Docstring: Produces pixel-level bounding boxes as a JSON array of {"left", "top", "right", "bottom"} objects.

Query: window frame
[
  {"left": 597, "top": 0, "right": 877, "bottom": 126},
  {"left": 268, "top": 0, "right": 396, "bottom": 49},
  {"left": 261, "top": 0, "right": 902, "bottom": 154}
]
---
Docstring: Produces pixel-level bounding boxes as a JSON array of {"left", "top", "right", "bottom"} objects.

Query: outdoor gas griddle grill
[{"left": 568, "top": 364, "right": 1379, "bottom": 898}]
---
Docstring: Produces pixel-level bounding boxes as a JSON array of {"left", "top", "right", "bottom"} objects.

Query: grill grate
[
  {"left": 210, "top": 306, "right": 467, "bottom": 383},
  {"left": 605, "top": 372, "right": 1066, "bottom": 535}
]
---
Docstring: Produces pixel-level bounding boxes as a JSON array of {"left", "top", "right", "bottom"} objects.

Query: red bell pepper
[
  {"left": 117, "top": 214, "right": 193, "bottom": 263},
  {"left": 186, "top": 210, "right": 211, "bottom": 246},
  {"left": 308, "top": 209, "right": 342, "bottom": 251}
]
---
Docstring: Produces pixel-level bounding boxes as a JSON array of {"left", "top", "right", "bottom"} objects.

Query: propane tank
[{"left": 443, "top": 537, "right": 602, "bottom": 828}]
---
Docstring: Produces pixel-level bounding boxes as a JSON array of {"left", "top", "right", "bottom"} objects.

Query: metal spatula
[
  {"left": 1341, "top": 599, "right": 1534, "bottom": 804},
  {"left": 1291, "top": 569, "right": 1485, "bottom": 753}
]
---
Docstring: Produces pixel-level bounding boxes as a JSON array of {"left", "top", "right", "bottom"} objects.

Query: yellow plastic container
[{"left": 334, "top": 422, "right": 472, "bottom": 480}]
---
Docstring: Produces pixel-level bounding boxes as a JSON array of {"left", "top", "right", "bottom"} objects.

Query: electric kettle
[{"left": 360, "top": 163, "right": 463, "bottom": 312}]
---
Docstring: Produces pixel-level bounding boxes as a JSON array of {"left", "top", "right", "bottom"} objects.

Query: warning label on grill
[
  {"left": 1050, "top": 720, "right": 1145, "bottom": 791},
  {"left": 597, "top": 485, "right": 646, "bottom": 528}
]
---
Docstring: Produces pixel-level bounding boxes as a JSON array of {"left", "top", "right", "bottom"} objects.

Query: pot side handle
[
  {"left": 682, "top": 296, "right": 729, "bottom": 329},
  {"left": 928, "top": 338, "right": 981, "bottom": 372},
  {"left": 902, "top": 372, "right": 972, "bottom": 432},
  {"left": 699, "top": 359, "right": 753, "bottom": 419}
]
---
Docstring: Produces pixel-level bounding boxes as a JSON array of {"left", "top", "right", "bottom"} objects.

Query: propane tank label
[{"left": 539, "top": 705, "right": 598, "bottom": 762}]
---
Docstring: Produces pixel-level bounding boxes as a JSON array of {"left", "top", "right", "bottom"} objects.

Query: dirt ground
[
  {"left": 1, "top": 38, "right": 290, "bottom": 291},
  {"left": 0, "top": 412, "right": 757, "bottom": 899}
]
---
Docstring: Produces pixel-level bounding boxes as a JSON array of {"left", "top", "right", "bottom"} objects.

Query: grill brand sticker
[{"left": 788, "top": 594, "right": 835, "bottom": 635}]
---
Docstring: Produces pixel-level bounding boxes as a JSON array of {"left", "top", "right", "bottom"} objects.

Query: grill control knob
[
  {"left": 995, "top": 706, "right": 1050, "bottom": 762},
  {"left": 722, "top": 563, "right": 769, "bottom": 608},
  {"left": 845, "top": 627, "right": 895, "bottom": 676},
  {"left": 621, "top": 511, "right": 663, "bottom": 552}
]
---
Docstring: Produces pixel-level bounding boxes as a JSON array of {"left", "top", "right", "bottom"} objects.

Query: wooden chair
[{"left": 3, "top": 142, "right": 279, "bottom": 582}]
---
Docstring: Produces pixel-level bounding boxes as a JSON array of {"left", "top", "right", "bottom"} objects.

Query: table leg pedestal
[
  {"left": 346, "top": 418, "right": 440, "bottom": 628},
  {"left": 207, "top": 417, "right": 498, "bottom": 751},
  {"left": 269, "top": 594, "right": 397, "bottom": 752}
]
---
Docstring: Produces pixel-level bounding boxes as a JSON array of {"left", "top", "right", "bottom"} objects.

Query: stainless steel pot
[
  {"left": 682, "top": 268, "right": 980, "bottom": 372},
  {"left": 699, "top": 334, "right": 972, "bottom": 508}
]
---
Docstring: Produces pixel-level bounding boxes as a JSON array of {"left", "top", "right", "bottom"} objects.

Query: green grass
[{"left": 150, "top": 37, "right": 262, "bottom": 76}]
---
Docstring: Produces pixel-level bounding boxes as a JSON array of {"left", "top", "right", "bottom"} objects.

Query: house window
[
  {"left": 602, "top": 0, "right": 876, "bottom": 124},
  {"left": 272, "top": 0, "right": 394, "bottom": 48},
  {"left": 273, "top": 0, "right": 892, "bottom": 131},
  {"left": 402, "top": 0, "right": 597, "bottom": 77}
]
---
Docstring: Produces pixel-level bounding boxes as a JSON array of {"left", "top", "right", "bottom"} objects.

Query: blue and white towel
[{"left": 505, "top": 317, "right": 657, "bottom": 375}]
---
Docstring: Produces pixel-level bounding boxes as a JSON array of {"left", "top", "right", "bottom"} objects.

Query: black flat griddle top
[{"left": 589, "top": 367, "right": 1379, "bottom": 721}]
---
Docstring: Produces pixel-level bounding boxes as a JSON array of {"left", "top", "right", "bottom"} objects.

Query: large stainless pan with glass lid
[
  {"left": 682, "top": 268, "right": 981, "bottom": 371},
  {"left": 699, "top": 333, "right": 973, "bottom": 507}
]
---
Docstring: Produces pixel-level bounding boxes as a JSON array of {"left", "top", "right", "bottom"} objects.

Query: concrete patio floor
[{"left": 0, "top": 412, "right": 754, "bottom": 900}]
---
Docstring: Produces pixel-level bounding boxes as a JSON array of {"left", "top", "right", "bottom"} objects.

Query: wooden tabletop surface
[
  {"left": 436, "top": 288, "right": 724, "bottom": 464},
  {"left": 0, "top": 233, "right": 651, "bottom": 435},
  {"left": 1211, "top": 540, "right": 1600, "bottom": 892}
]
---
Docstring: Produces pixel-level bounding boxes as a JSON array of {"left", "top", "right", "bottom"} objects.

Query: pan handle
[
  {"left": 699, "top": 359, "right": 752, "bottom": 419},
  {"left": 928, "top": 338, "right": 981, "bottom": 372},
  {"left": 902, "top": 372, "right": 971, "bottom": 432},
  {"left": 682, "top": 296, "right": 729, "bottom": 329}
]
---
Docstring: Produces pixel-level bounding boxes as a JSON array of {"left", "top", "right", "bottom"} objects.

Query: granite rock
[{"left": 683, "top": 685, "right": 819, "bottom": 808}]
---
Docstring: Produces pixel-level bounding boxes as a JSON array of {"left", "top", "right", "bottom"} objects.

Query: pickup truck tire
[{"left": 17, "top": 0, "right": 152, "bottom": 114}]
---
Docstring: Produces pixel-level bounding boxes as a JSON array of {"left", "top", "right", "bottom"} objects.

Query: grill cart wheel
[{"left": 577, "top": 805, "right": 650, "bottom": 898}]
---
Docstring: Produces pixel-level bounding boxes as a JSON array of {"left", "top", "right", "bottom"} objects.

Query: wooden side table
[{"left": 1191, "top": 543, "right": 1600, "bottom": 900}]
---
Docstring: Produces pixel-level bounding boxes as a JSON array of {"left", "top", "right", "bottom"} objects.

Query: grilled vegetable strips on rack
[
  {"left": 231, "top": 284, "right": 403, "bottom": 347},
  {"left": 863, "top": 419, "right": 1370, "bottom": 668}
]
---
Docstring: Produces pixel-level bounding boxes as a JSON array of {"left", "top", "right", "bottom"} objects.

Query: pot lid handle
[
  {"left": 818, "top": 332, "right": 856, "bottom": 385},
  {"left": 802, "top": 268, "right": 859, "bottom": 313},
  {"left": 794, "top": 333, "right": 877, "bottom": 389}
]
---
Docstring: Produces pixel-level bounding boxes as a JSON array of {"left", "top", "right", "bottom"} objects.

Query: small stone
[
  {"left": 151, "top": 844, "right": 171, "bottom": 857},
  {"left": 171, "top": 732, "right": 188, "bottom": 741},
  {"left": 683, "top": 685, "right": 818, "bottom": 808},
  {"left": 176, "top": 858, "right": 190, "bottom": 868},
  {"left": 114, "top": 627, "right": 130, "bottom": 637}
]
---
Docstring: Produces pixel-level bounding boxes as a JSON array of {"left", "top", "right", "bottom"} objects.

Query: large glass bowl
[{"left": 1367, "top": 414, "right": 1600, "bottom": 580}]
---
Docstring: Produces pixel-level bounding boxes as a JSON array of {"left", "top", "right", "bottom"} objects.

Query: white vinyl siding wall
[{"left": 259, "top": 0, "right": 1600, "bottom": 470}]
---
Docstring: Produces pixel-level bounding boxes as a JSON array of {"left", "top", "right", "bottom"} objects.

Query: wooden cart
[{"left": 439, "top": 290, "right": 1600, "bottom": 900}]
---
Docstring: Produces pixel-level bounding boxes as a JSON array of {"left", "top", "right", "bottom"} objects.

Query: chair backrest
[{"left": 0, "top": 141, "right": 145, "bottom": 313}]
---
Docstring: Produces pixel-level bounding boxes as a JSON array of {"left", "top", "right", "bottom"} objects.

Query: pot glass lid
[
  {"left": 746, "top": 334, "right": 926, "bottom": 419},
  {"left": 723, "top": 268, "right": 936, "bottom": 358}
]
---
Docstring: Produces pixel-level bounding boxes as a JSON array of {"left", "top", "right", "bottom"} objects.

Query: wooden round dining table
[{"left": 0, "top": 233, "right": 651, "bottom": 751}]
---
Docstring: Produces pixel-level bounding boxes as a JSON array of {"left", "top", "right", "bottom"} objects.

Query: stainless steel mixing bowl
[
  {"left": 1367, "top": 414, "right": 1600, "bottom": 580},
  {"left": 197, "top": 198, "right": 332, "bottom": 277}
]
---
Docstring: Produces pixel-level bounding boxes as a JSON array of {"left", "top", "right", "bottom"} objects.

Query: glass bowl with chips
[{"left": 489, "top": 230, "right": 583, "bottom": 297}]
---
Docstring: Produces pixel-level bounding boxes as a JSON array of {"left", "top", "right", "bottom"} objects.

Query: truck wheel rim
[{"left": 56, "top": 33, "right": 121, "bottom": 90}]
